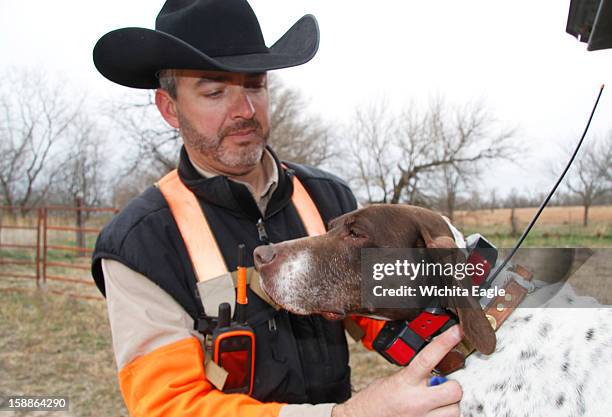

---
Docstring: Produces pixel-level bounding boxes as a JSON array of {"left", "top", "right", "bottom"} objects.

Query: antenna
[{"left": 487, "top": 84, "right": 605, "bottom": 283}]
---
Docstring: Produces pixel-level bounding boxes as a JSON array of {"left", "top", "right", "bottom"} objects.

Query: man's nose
[
  {"left": 254, "top": 245, "right": 277, "bottom": 269},
  {"left": 230, "top": 87, "right": 256, "bottom": 119}
]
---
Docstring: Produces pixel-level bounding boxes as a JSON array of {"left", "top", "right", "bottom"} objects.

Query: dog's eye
[{"left": 348, "top": 227, "right": 366, "bottom": 239}]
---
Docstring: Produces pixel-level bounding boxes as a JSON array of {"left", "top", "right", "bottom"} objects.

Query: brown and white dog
[
  {"left": 254, "top": 205, "right": 612, "bottom": 417},
  {"left": 254, "top": 205, "right": 496, "bottom": 356}
]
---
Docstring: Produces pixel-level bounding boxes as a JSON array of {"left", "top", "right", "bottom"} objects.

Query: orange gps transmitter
[{"left": 212, "top": 244, "right": 255, "bottom": 395}]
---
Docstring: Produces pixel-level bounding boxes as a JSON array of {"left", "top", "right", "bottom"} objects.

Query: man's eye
[{"left": 204, "top": 89, "right": 224, "bottom": 98}]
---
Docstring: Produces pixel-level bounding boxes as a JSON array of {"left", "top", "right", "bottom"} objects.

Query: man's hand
[{"left": 333, "top": 325, "right": 463, "bottom": 417}]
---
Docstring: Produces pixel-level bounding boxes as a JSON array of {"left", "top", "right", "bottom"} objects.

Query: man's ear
[
  {"left": 155, "top": 89, "right": 180, "bottom": 129},
  {"left": 423, "top": 231, "right": 496, "bottom": 355}
]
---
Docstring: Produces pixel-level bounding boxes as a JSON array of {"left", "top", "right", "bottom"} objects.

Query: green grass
[
  {"left": 0, "top": 248, "right": 35, "bottom": 261},
  {"left": 461, "top": 224, "right": 612, "bottom": 248}
]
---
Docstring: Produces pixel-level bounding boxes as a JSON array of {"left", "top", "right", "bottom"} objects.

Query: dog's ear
[
  {"left": 423, "top": 233, "right": 496, "bottom": 355},
  {"left": 454, "top": 304, "right": 496, "bottom": 354}
]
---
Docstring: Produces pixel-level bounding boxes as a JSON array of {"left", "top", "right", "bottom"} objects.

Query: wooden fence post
[
  {"left": 75, "top": 197, "right": 86, "bottom": 256},
  {"left": 42, "top": 207, "right": 48, "bottom": 284},
  {"left": 36, "top": 208, "right": 42, "bottom": 288}
]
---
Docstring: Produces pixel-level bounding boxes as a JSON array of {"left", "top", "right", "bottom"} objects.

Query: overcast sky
[{"left": 1, "top": 0, "right": 610, "bottom": 197}]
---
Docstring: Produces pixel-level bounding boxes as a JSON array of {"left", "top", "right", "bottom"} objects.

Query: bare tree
[
  {"left": 0, "top": 70, "right": 80, "bottom": 210},
  {"left": 346, "top": 100, "right": 397, "bottom": 203},
  {"left": 489, "top": 189, "right": 498, "bottom": 211},
  {"left": 345, "top": 98, "right": 517, "bottom": 206},
  {"left": 52, "top": 114, "right": 109, "bottom": 208},
  {"left": 508, "top": 189, "right": 520, "bottom": 237},
  {"left": 267, "top": 75, "right": 334, "bottom": 166},
  {"left": 104, "top": 91, "right": 182, "bottom": 207},
  {"left": 107, "top": 91, "right": 180, "bottom": 176},
  {"left": 37, "top": 114, "right": 112, "bottom": 253},
  {"left": 563, "top": 136, "right": 612, "bottom": 226},
  {"left": 431, "top": 164, "right": 467, "bottom": 221}
]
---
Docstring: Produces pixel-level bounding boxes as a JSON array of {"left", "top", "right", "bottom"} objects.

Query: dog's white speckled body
[{"left": 452, "top": 282, "right": 612, "bottom": 417}]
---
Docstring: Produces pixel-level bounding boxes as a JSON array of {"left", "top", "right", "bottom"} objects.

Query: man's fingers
[
  {"left": 402, "top": 325, "right": 463, "bottom": 384},
  {"left": 426, "top": 403, "right": 461, "bottom": 417},
  {"left": 411, "top": 380, "right": 463, "bottom": 412},
  {"left": 427, "top": 380, "right": 463, "bottom": 408}
]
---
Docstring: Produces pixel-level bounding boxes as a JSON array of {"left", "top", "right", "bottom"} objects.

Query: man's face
[{"left": 158, "top": 69, "right": 270, "bottom": 175}]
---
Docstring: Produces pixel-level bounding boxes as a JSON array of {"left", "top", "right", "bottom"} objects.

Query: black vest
[{"left": 92, "top": 147, "right": 358, "bottom": 404}]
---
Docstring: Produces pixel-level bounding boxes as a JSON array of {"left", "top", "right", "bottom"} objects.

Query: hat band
[{"left": 200, "top": 43, "right": 269, "bottom": 58}]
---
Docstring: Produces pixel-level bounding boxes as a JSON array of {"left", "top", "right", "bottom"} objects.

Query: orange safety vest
[
  {"left": 105, "top": 163, "right": 383, "bottom": 417},
  {"left": 157, "top": 168, "right": 384, "bottom": 347},
  {"left": 157, "top": 168, "right": 326, "bottom": 315}
]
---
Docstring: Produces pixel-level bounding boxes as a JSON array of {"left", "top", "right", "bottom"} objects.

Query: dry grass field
[
  {"left": 454, "top": 205, "right": 612, "bottom": 248},
  {"left": 1, "top": 205, "right": 610, "bottom": 416},
  {"left": 455, "top": 205, "right": 612, "bottom": 227},
  {"left": 0, "top": 283, "right": 400, "bottom": 416},
  {"left": 0, "top": 289, "right": 126, "bottom": 417}
]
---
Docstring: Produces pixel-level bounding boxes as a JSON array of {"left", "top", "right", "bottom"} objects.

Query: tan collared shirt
[{"left": 189, "top": 149, "right": 279, "bottom": 215}]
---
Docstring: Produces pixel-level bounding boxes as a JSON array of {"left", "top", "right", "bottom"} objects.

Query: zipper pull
[
  {"left": 268, "top": 317, "right": 277, "bottom": 333},
  {"left": 256, "top": 218, "right": 269, "bottom": 243}
]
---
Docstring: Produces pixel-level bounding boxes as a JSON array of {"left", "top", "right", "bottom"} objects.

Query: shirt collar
[{"left": 188, "top": 149, "right": 279, "bottom": 210}]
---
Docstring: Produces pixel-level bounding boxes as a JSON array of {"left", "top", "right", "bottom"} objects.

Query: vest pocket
[
  {"left": 250, "top": 310, "right": 308, "bottom": 403},
  {"left": 247, "top": 304, "right": 352, "bottom": 404},
  {"left": 307, "top": 365, "right": 352, "bottom": 404},
  {"left": 292, "top": 315, "right": 352, "bottom": 403}
]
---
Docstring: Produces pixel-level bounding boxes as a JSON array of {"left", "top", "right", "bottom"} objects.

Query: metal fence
[{"left": 0, "top": 204, "right": 118, "bottom": 300}]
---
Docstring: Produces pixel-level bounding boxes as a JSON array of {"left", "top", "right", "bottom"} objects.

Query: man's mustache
[{"left": 219, "top": 119, "right": 263, "bottom": 138}]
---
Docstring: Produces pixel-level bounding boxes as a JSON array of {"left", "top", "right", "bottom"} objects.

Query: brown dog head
[{"left": 254, "top": 205, "right": 496, "bottom": 355}]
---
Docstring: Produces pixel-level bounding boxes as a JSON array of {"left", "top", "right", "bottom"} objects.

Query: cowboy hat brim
[{"left": 93, "top": 15, "right": 319, "bottom": 89}]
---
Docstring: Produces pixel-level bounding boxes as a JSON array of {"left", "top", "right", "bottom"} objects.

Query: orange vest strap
[
  {"left": 157, "top": 170, "right": 228, "bottom": 283},
  {"left": 289, "top": 172, "right": 326, "bottom": 236},
  {"left": 156, "top": 168, "right": 325, "bottom": 285}
]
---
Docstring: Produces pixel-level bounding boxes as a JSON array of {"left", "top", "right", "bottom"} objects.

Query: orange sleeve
[
  {"left": 118, "top": 336, "right": 284, "bottom": 417},
  {"left": 350, "top": 316, "right": 386, "bottom": 351}
]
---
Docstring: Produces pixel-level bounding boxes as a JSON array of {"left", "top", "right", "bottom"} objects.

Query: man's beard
[{"left": 178, "top": 112, "right": 269, "bottom": 169}]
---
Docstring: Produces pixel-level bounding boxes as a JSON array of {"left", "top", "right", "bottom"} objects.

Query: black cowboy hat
[{"left": 93, "top": 0, "right": 319, "bottom": 89}]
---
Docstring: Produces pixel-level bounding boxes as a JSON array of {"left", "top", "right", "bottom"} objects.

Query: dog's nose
[{"left": 254, "top": 245, "right": 277, "bottom": 269}]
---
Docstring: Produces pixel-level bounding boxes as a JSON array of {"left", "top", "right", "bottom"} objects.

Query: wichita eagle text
[{"left": 372, "top": 285, "right": 505, "bottom": 298}]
